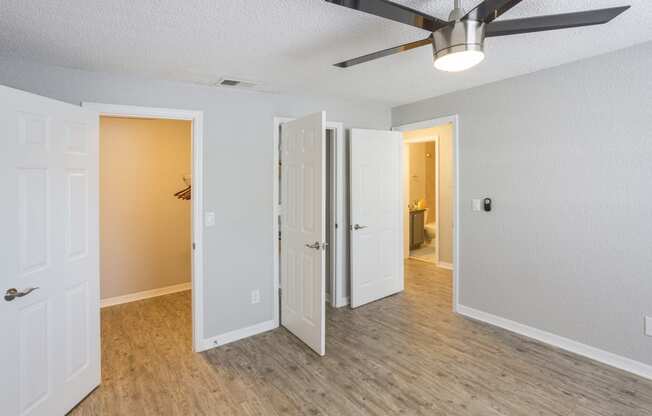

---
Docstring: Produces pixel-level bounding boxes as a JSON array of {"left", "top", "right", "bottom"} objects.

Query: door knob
[
  {"left": 4, "top": 287, "right": 39, "bottom": 302},
  {"left": 352, "top": 224, "right": 368, "bottom": 230},
  {"left": 305, "top": 241, "right": 328, "bottom": 250}
]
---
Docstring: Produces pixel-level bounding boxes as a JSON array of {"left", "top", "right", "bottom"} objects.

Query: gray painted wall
[
  {"left": 0, "top": 57, "right": 391, "bottom": 339},
  {"left": 393, "top": 41, "right": 652, "bottom": 366}
]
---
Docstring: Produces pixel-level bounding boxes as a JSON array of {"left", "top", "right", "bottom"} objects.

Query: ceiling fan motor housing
[{"left": 432, "top": 19, "right": 486, "bottom": 63}]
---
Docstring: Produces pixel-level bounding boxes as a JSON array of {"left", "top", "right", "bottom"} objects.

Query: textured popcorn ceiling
[{"left": 0, "top": 0, "right": 650, "bottom": 105}]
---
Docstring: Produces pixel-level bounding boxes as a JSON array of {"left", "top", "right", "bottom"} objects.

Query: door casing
[
  {"left": 82, "top": 103, "right": 206, "bottom": 351},
  {"left": 393, "top": 115, "right": 460, "bottom": 312}
]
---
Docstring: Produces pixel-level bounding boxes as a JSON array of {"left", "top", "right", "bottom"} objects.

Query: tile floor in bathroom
[{"left": 410, "top": 239, "right": 437, "bottom": 263}]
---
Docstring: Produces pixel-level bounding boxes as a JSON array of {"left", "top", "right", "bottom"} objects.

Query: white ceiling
[{"left": 0, "top": 0, "right": 650, "bottom": 106}]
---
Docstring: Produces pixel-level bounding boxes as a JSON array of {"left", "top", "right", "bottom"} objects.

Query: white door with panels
[
  {"left": 350, "top": 129, "right": 404, "bottom": 308},
  {"left": 280, "top": 112, "right": 326, "bottom": 356},
  {"left": 0, "top": 85, "right": 100, "bottom": 415}
]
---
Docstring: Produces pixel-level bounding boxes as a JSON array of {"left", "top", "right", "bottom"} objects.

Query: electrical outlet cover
[
  {"left": 646, "top": 316, "right": 652, "bottom": 337},
  {"left": 251, "top": 290, "right": 260, "bottom": 304},
  {"left": 205, "top": 212, "right": 216, "bottom": 227}
]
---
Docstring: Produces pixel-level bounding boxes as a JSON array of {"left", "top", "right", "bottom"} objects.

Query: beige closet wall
[{"left": 100, "top": 116, "right": 192, "bottom": 299}]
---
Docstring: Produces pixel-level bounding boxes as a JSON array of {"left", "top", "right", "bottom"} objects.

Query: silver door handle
[
  {"left": 4, "top": 287, "right": 39, "bottom": 302},
  {"left": 305, "top": 241, "right": 328, "bottom": 250},
  {"left": 352, "top": 224, "right": 368, "bottom": 230}
]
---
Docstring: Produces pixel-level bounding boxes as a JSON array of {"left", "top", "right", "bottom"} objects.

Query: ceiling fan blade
[
  {"left": 334, "top": 36, "right": 433, "bottom": 68},
  {"left": 463, "top": 0, "right": 524, "bottom": 24},
  {"left": 325, "top": 0, "right": 449, "bottom": 32},
  {"left": 485, "top": 6, "right": 631, "bottom": 37}
]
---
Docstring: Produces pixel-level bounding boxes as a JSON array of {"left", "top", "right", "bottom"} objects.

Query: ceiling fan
[{"left": 325, "top": 0, "right": 631, "bottom": 71}]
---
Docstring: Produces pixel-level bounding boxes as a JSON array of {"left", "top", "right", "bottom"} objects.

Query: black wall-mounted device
[{"left": 483, "top": 198, "right": 492, "bottom": 212}]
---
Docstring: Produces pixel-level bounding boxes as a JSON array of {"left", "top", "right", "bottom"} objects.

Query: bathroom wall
[
  {"left": 100, "top": 116, "right": 192, "bottom": 299},
  {"left": 402, "top": 143, "right": 411, "bottom": 259},
  {"left": 408, "top": 142, "right": 426, "bottom": 206},
  {"left": 408, "top": 142, "right": 437, "bottom": 223},
  {"left": 425, "top": 142, "right": 436, "bottom": 224},
  {"left": 438, "top": 125, "right": 454, "bottom": 266}
]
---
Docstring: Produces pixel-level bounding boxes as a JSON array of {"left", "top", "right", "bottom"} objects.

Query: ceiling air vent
[{"left": 216, "top": 77, "right": 257, "bottom": 89}]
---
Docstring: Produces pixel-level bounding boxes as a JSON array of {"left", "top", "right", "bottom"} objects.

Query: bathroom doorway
[
  {"left": 405, "top": 138, "right": 438, "bottom": 263},
  {"left": 401, "top": 122, "right": 454, "bottom": 270}
]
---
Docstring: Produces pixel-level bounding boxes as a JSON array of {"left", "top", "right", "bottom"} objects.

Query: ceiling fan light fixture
[
  {"left": 434, "top": 46, "right": 485, "bottom": 72},
  {"left": 432, "top": 19, "right": 485, "bottom": 72}
]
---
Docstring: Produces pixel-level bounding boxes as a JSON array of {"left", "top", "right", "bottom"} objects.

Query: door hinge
[{"left": 192, "top": 242, "right": 196, "bottom": 250}]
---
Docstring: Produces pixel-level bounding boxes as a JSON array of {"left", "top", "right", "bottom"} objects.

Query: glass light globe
[{"left": 434, "top": 49, "right": 485, "bottom": 72}]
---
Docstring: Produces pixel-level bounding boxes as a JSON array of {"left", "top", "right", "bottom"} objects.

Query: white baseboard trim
[
  {"left": 326, "top": 292, "right": 349, "bottom": 308},
  {"left": 101, "top": 282, "right": 191, "bottom": 308},
  {"left": 334, "top": 296, "right": 350, "bottom": 308},
  {"left": 197, "top": 319, "right": 277, "bottom": 352},
  {"left": 457, "top": 304, "right": 652, "bottom": 381},
  {"left": 437, "top": 262, "right": 453, "bottom": 270}
]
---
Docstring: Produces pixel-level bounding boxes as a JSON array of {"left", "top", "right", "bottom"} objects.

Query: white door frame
[
  {"left": 393, "top": 115, "right": 460, "bottom": 312},
  {"left": 403, "top": 135, "right": 440, "bottom": 265},
  {"left": 273, "top": 117, "right": 346, "bottom": 327},
  {"left": 82, "top": 102, "right": 205, "bottom": 351}
]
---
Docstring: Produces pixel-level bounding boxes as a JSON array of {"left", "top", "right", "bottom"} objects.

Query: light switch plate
[
  {"left": 205, "top": 212, "right": 216, "bottom": 227},
  {"left": 645, "top": 316, "right": 652, "bottom": 336},
  {"left": 472, "top": 199, "right": 482, "bottom": 212}
]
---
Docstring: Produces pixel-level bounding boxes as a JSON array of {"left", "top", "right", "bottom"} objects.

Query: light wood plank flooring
[{"left": 71, "top": 260, "right": 652, "bottom": 415}]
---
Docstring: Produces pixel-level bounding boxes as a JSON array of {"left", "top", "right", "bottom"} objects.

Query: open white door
[
  {"left": 350, "top": 128, "right": 404, "bottom": 308},
  {"left": 280, "top": 112, "right": 326, "bottom": 356},
  {"left": 0, "top": 85, "right": 100, "bottom": 415}
]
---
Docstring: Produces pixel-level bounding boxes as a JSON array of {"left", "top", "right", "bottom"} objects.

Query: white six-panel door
[
  {"left": 350, "top": 129, "right": 404, "bottom": 308},
  {"left": 0, "top": 85, "right": 100, "bottom": 415},
  {"left": 280, "top": 112, "right": 326, "bottom": 356}
]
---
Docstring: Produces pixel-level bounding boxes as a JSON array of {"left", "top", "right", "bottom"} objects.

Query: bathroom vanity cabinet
[{"left": 409, "top": 209, "right": 426, "bottom": 249}]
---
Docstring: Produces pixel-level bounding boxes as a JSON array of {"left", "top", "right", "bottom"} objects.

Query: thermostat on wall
[{"left": 483, "top": 198, "right": 492, "bottom": 212}]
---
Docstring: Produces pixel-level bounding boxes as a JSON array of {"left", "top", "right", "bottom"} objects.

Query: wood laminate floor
[{"left": 71, "top": 260, "right": 652, "bottom": 415}]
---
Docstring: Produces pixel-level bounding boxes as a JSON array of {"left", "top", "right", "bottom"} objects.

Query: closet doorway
[{"left": 83, "top": 103, "right": 205, "bottom": 352}]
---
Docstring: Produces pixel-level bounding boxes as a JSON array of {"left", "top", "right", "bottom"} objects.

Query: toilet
[{"left": 424, "top": 223, "right": 436, "bottom": 241}]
